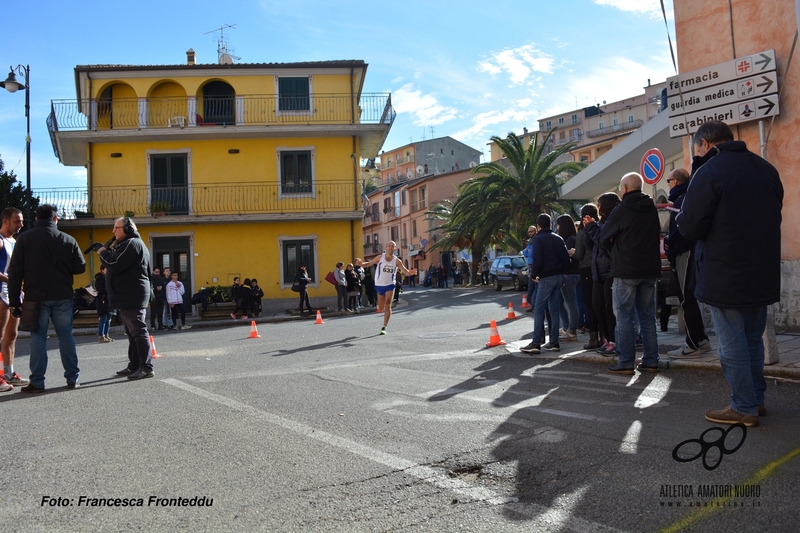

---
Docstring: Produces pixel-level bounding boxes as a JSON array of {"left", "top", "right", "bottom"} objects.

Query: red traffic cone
[
  {"left": 521, "top": 294, "right": 531, "bottom": 308},
  {"left": 149, "top": 335, "right": 162, "bottom": 359},
  {"left": 486, "top": 320, "right": 506, "bottom": 347},
  {"left": 248, "top": 320, "right": 261, "bottom": 339},
  {"left": 506, "top": 302, "right": 517, "bottom": 320},
  {"left": 314, "top": 310, "right": 324, "bottom": 324}
]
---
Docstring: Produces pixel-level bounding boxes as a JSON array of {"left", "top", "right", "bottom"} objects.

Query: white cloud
[
  {"left": 593, "top": 0, "right": 673, "bottom": 20},
  {"left": 392, "top": 83, "right": 458, "bottom": 127},
  {"left": 478, "top": 44, "right": 555, "bottom": 85},
  {"left": 451, "top": 108, "right": 532, "bottom": 143}
]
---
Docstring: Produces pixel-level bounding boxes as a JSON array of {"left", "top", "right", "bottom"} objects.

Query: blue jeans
[
  {"left": 29, "top": 299, "right": 80, "bottom": 388},
  {"left": 98, "top": 314, "right": 111, "bottom": 337},
  {"left": 120, "top": 308, "right": 153, "bottom": 373},
  {"left": 532, "top": 275, "right": 563, "bottom": 345},
  {"left": 612, "top": 278, "right": 659, "bottom": 368},
  {"left": 708, "top": 306, "right": 767, "bottom": 416},
  {"left": 560, "top": 273, "right": 580, "bottom": 333}
]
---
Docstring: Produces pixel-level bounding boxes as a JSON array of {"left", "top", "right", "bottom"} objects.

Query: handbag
[
  {"left": 325, "top": 271, "right": 337, "bottom": 286},
  {"left": 19, "top": 300, "right": 41, "bottom": 333},
  {"left": 291, "top": 275, "right": 301, "bottom": 292}
]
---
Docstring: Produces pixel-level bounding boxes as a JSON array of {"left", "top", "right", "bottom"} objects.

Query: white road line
[
  {"left": 619, "top": 421, "right": 642, "bottom": 454},
  {"left": 162, "top": 378, "right": 623, "bottom": 532}
]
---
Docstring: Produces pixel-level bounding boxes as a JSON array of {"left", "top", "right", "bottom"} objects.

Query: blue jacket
[
  {"left": 530, "top": 228, "right": 570, "bottom": 279},
  {"left": 522, "top": 238, "right": 534, "bottom": 266},
  {"left": 677, "top": 141, "right": 783, "bottom": 308}
]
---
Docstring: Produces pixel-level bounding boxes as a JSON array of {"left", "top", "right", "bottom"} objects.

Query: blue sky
[{"left": 0, "top": 0, "right": 676, "bottom": 192}]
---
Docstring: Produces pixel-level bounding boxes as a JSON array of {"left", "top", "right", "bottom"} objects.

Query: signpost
[
  {"left": 667, "top": 49, "right": 779, "bottom": 137},
  {"left": 640, "top": 148, "right": 665, "bottom": 185}
]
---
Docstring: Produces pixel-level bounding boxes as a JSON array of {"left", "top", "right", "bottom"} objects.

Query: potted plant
[
  {"left": 124, "top": 211, "right": 135, "bottom": 218},
  {"left": 149, "top": 201, "right": 171, "bottom": 217},
  {"left": 74, "top": 210, "right": 94, "bottom": 219}
]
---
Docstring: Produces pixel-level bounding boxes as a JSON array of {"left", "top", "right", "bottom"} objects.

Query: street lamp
[{"left": 1, "top": 65, "right": 32, "bottom": 227}]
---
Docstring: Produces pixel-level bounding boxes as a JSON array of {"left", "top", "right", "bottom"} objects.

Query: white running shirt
[{"left": 374, "top": 253, "right": 400, "bottom": 286}]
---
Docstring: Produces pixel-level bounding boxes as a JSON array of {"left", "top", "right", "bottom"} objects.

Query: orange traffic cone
[
  {"left": 149, "top": 336, "right": 162, "bottom": 359},
  {"left": 521, "top": 294, "right": 531, "bottom": 308},
  {"left": 314, "top": 310, "right": 324, "bottom": 324},
  {"left": 506, "top": 302, "right": 517, "bottom": 320},
  {"left": 248, "top": 320, "right": 261, "bottom": 339},
  {"left": 485, "top": 320, "right": 506, "bottom": 347}
]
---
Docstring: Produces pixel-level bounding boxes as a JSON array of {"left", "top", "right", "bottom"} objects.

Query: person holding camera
[
  {"left": 8, "top": 205, "right": 86, "bottom": 392},
  {"left": 90, "top": 217, "right": 154, "bottom": 380}
]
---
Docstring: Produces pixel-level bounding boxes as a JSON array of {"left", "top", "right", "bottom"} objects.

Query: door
[{"left": 152, "top": 236, "right": 192, "bottom": 307}]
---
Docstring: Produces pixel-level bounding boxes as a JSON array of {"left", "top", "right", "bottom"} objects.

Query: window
[
  {"left": 558, "top": 117, "right": 564, "bottom": 125},
  {"left": 546, "top": 120, "right": 552, "bottom": 130},
  {"left": 279, "top": 149, "right": 313, "bottom": 195},
  {"left": 613, "top": 118, "right": 619, "bottom": 126},
  {"left": 420, "top": 186, "right": 427, "bottom": 209},
  {"left": 598, "top": 121, "right": 605, "bottom": 130},
  {"left": 571, "top": 114, "right": 578, "bottom": 124},
  {"left": 278, "top": 77, "right": 310, "bottom": 112},
  {"left": 281, "top": 238, "right": 315, "bottom": 284},
  {"left": 149, "top": 151, "right": 189, "bottom": 215},
  {"left": 401, "top": 190, "right": 407, "bottom": 206},
  {"left": 410, "top": 189, "right": 418, "bottom": 211},
  {"left": 412, "top": 219, "right": 417, "bottom": 237},
  {"left": 628, "top": 114, "right": 635, "bottom": 123}
]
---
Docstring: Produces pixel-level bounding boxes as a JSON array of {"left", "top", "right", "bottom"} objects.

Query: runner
[{"left": 360, "top": 241, "right": 417, "bottom": 335}]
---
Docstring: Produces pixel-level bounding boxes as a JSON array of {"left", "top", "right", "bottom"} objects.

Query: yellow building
[{"left": 45, "top": 51, "right": 394, "bottom": 308}]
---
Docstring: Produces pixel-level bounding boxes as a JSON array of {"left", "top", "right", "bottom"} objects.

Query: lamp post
[{"left": 1, "top": 65, "right": 31, "bottom": 227}]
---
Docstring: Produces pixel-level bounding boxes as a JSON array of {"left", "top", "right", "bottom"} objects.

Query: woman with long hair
[
  {"left": 574, "top": 204, "right": 600, "bottom": 349},
  {"left": 582, "top": 193, "right": 621, "bottom": 356},
  {"left": 556, "top": 214, "right": 580, "bottom": 341}
]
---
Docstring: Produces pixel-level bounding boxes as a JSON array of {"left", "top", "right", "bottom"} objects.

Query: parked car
[{"left": 488, "top": 255, "right": 529, "bottom": 291}]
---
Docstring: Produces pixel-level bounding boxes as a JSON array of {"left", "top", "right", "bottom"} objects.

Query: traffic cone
[
  {"left": 314, "top": 310, "right": 324, "bottom": 324},
  {"left": 149, "top": 335, "right": 162, "bottom": 359},
  {"left": 248, "top": 320, "right": 261, "bottom": 339},
  {"left": 485, "top": 320, "right": 506, "bottom": 347},
  {"left": 506, "top": 302, "right": 517, "bottom": 320},
  {"left": 521, "top": 294, "right": 531, "bottom": 308}
]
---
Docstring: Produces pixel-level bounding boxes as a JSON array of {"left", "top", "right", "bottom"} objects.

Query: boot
[{"left": 583, "top": 331, "right": 599, "bottom": 350}]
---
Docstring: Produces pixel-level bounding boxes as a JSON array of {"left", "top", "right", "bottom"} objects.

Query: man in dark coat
[
  {"left": 677, "top": 120, "right": 783, "bottom": 428},
  {"left": 8, "top": 204, "right": 86, "bottom": 391},
  {"left": 93, "top": 217, "right": 154, "bottom": 380},
  {"left": 150, "top": 266, "right": 167, "bottom": 330},
  {"left": 600, "top": 172, "right": 661, "bottom": 375}
]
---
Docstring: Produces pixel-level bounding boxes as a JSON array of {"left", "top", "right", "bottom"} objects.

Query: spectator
[
  {"left": 150, "top": 266, "right": 166, "bottom": 330},
  {"left": 440, "top": 264, "right": 448, "bottom": 288},
  {"left": 162, "top": 267, "right": 175, "bottom": 330},
  {"left": 241, "top": 278, "right": 253, "bottom": 318},
  {"left": 334, "top": 262, "right": 347, "bottom": 312},
  {"left": 363, "top": 264, "right": 376, "bottom": 307},
  {"left": 522, "top": 226, "right": 538, "bottom": 313},
  {"left": 230, "top": 277, "right": 248, "bottom": 319},
  {"left": 167, "top": 271, "right": 192, "bottom": 330},
  {"left": 574, "top": 204, "right": 600, "bottom": 349},
  {"left": 430, "top": 264, "right": 439, "bottom": 288},
  {"left": 520, "top": 214, "right": 571, "bottom": 354},
  {"left": 481, "top": 256, "right": 492, "bottom": 286},
  {"left": 556, "top": 214, "right": 580, "bottom": 342},
  {"left": 95, "top": 217, "right": 156, "bottom": 379},
  {"left": 345, "top": 263, "right": 360, "bottom": 313},
  {"left": 250, "top": 278, "right": 264, "bottom": 317},
  {"left": 600, "top": 172, "right": 662, "bottom": 375},
  {"left": 8, "top": 204, "right": 86, "bottom": 392},
  {"left": 677, "top": 120, "right": 783, "bottom": 427},
  {"left": 0, "top": 207, "right": 28, "bottom": 390},
  {"left": 94, "top": 265, "right": 113, "bottom": 343},
  {"left": 297, "top": 265, "right": 313, "bottom": 313},
  {"left": 664, "top": 168, "right": 710, "bottom": 358},
  {"left": 354, "top": 259, "right": 366, "bottom": 309},
  {"left": 583, "top": 194, "right": 620, "bottom": 356}
]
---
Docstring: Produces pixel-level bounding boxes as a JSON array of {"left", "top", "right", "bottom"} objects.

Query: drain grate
[{"left": 418, "top": 332, "right": 459, "bottom": 339}]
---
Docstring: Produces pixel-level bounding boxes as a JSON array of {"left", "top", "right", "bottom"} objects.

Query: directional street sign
[
  {"left": 640, "top": 148, "right": 665, "bottom": 185},
  {"left": 667, "top": 49, "right": 779, "bottom": 138}
]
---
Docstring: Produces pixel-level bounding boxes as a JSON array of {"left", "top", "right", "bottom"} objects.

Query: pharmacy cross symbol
[{"left": 737, "top": 59, "right": 752, "bottom": 74}]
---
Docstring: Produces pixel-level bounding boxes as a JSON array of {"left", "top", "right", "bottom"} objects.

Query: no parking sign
[{"left": 640, "top": 148, "right": 665, "bottom": 185}]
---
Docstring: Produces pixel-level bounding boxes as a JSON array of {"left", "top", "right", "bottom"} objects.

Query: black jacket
[
  {"left": 8, "top": 218, "right": 86, "bottom": 306},
  {"left": 600, "top": 191, "right": 661, "bottom": 279},
  {"left": 151, "top": 273, "right": 167, "bottom": 301},
  {"left": 664, "top": 181, "right": 693, "bottom": 263},
  {"left": 94, "top": 272, "right": 110, "bottom": 315},
  {"left": 583, "top": 221, "right": 611, "bottom": 282},
  {"left": 98, "top": 232, "right": 151, "bottom": 309},
  {"left": 530, "top": 228, "right": 570, "bottom": 279},
  {"left": 676, "top": 141, "right": 783, "bottom": 308}
]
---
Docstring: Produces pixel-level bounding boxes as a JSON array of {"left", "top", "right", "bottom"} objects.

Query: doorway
[{"left": 152, "top": 236, "right": 192, "bottom": 307}]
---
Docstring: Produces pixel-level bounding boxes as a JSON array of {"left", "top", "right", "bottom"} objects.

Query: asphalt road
[{"left": 4, "top": 286, "right": 799, "bottom": 532}]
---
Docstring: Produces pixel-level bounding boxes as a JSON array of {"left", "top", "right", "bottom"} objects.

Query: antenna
[{"left": 205, "top": 24, "right": 240, "bottom": 64}]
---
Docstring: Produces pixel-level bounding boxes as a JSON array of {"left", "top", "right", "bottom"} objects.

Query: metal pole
[{"left": 24, "top": 65, "right": 31, "bottom": 228}]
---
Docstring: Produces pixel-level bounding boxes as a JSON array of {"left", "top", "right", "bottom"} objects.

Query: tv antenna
[{"left": 205, "top": 24, "right": 240, "bottom": 64}]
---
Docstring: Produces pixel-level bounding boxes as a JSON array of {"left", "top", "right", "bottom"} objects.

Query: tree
[{"left": 0, "top": 155, "right": 38, "bottom": 220}]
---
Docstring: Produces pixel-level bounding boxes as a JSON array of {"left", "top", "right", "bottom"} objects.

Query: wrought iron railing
[
  {"left": 362, "top": 212, "right": 381, "bottom": 226},
  {"left": 37, "top": 181, "right": 361, "bottom": 219},
  {"left": 48, "top": 93, "right": 395, "bottom": 131},
  {"left": 585, "top": 119, "right": 644, "bottom": 138}
]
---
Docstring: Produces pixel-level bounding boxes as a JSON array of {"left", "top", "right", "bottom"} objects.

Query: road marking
[
  {"left": 162, "top": 378, "right": 624, "bottom": 532},
  {"left": 619, "top": 421, "right": 642, "bottom": 454},
  {"left": 634, "top": 375, "right": 672, "bottom": 408}
]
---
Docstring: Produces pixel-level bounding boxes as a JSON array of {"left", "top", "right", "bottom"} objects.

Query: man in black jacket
[
  {"left": 600, "top": 172, "right": 661, "bottom": 375},
  {"left": 93, "top": 217, "right": 154, "bottom": 380},
  {"left": 677, "top": 120, "right": 783, "bottom": 428},
  {"left": 8, "top": 205, "right": 86, "bottom": 392},
  {"left": 664, "top": 168, "right": 709, "bottom": 358},
  {"left": 520, "top": 214, "right": 570, "bottom": 355}
]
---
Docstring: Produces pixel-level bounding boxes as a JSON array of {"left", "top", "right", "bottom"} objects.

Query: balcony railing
[
  {"left": 363, "top": 212, "right": 381, "bottom": 226},
  {"left": 384, "top": 207, "right": 401, "bottom": 220},
  {"left": 585, "top": 119, "right": 644, "bottom": 138},
  {"left": 395, "top": 155, "right": 414, "bottom": 164},
  {"left": 36, "top": 181, "right": 360, "bottom": 219},
  {"left": 48, "top": 93, "right": 395, "bottom": 131}
]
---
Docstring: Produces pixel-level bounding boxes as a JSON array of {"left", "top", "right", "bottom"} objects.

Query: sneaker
[
  {"left": 127, "top": 369, "right": 155, "bottom": 381},
  {"left": 705, "top": 406, "right": 759, "bottom": 427},
  {"left": 608, "top": 364, "right": 635, "bottom": 375},
  {"left": 0, "top": 378, "right": 13, "bottom": 392},
  {"left": 242, "top": 315, "right": 249, "bottom": 319},
  {"left": 669, "top": 339, "right": 712, "bottom": 359},
  {"left": 558, "top": 328, "right": 569, "bottom": 338},
  {"left": 519, "top": 342, "right": 541, "bottom": 354},
  {"left": 595, "top": 341, "right": 609, "bottom": 354},
  {"left": 181, "top": 324, "right": 192, "bottom": 330},
  {"left": 105, "top": 335, "right": 115, "bottom": 342},
  {"left": 542, "top": 342, "right": 561, "bottom": 352},
  {"left": 5, "top": 372, "right": 30, "bottom": 387},
  {"left": 637, "top": 364, "right": 659, "bottom": 374},
  {"left": 559, "top": 330, "right": 577, "bottom": 342},
  {"left": 116, "top": 367, "right": 136, "bottom": 376},
  {"left": 230, "top": 313, "right": 237, "bottom": 320},
  {"left": 379, "top": 327, "right": 387, "bottom": 335},
  {"left": 99, "top": 336, "right": 110, "bottom": 343},
  {"left": 599, "top": 342, "right": 617, "bottom": 356}
]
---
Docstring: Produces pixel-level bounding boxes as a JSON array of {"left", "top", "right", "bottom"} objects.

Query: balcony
[
  {"left": 47, "top": 93, "right": 395, "bottom": 165},
  {"left": 395, "top": 155, "right": 414, "bottom": 165},
  {"left": 585, "top": 119, "right": 644, "bottom": 138},
  {"left": 362, "top": 212, "right": 381, "bottom": 226},
  {"left": 36, "top": 181, "right": 362, "bottom": 222},
  {"left": 384, "top": 206, "right": 401, "bottom": 220},
  {"left": 555, "top": 134, "right": 582, "bottom": 146}
]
